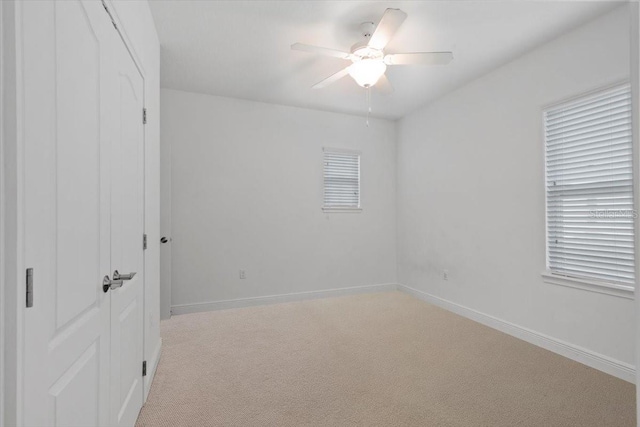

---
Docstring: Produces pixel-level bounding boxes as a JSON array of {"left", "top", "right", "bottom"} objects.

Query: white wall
[
  {"left": 397, "top": 7, "right": 634, "bottom": 366},
  {"left": 108, "top": 0, "right": 162, "bottom": 398},
  {"left": 161, "top": 89, "right": 397, "bottom": 310}
]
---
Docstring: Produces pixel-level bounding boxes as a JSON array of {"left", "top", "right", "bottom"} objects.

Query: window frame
[
  {"left": 541, "top": 82, "right": 635, "bottom": 299},
  {"left": 322, "top": 147, "right": 362, "bottom": 213}
]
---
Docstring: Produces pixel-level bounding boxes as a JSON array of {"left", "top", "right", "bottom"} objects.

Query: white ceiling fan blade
[
  {"left": 291, "top": 43, "right": 353, "bottom": 60},
  {"left": 375, "top": 74, "right": 393, "bottom": 95},
  {"left": 384, "top": 52, "right": 454, "bottom": 66},
  {"left": 312, "top": 67, "right": 351, "bottom": 89},
  {"left": 368, "top": 8, "right": 407, "bottom": 50}
]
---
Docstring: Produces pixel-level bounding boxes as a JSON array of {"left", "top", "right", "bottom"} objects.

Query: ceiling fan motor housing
[
  {"left": 348, "top": 22, "right": 385, "bottom": 87},
  {"left": 351, "top": 22, "right": 379, "bottom": 58},
  {"left": 360, "top": 21, "right": 375, "bottom": 38}
]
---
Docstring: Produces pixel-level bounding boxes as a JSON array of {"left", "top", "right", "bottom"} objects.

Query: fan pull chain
[{"left": 366, "top": 86, "right": 371, "bottom": 127}]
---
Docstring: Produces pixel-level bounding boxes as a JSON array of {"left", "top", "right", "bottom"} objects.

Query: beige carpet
[{"left": 136, "top": 292, "right": 635, "bottom": 427}]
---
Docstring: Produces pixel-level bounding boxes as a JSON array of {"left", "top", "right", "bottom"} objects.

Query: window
[
  {"left": 544, "top": 84, "right": 634, "bottom": 293},
  {"left": 323, "top": 149, "right": 361, "bottom": 211}
]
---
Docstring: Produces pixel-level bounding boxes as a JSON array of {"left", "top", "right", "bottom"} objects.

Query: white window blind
[
  {"left": 545, "top": 84, "right": 634, "bottom": 286},
  {"left": 323, "top": 149, "right": 360, "bottom": 209}
]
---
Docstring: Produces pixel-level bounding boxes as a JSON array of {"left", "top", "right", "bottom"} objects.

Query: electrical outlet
[
  {"left": 443, "top": 270, "right": 449, "bottom": 281},
  {"left": 239, "top": 270, "right": 246, "bottom": 279}
]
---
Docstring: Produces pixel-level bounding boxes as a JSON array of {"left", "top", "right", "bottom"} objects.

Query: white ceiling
[{"left": 149, "top": 1, "right": 621, "bottom": 120}]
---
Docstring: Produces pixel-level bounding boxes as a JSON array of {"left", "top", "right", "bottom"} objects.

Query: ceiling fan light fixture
[
  {"left": 292, "top": 8, "right": 453, "bottom": 93},
  {"left": 348, "top": 59, "right": 387, "bottom": 88}
]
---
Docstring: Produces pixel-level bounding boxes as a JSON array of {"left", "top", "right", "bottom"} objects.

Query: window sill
[
  {"left": 541, "top": 271, "right": 634, "bottom": 300},
  {"left": 322, "top": 207, "right": 362, "bottom": 213}
]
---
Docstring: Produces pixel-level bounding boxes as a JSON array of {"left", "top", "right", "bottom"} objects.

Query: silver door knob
[
  {"left": 113, "top": 270, "right": 136, "bottom": 281},
  {"left": 103, "top": 275, "right": 123, "bottom": 293}
]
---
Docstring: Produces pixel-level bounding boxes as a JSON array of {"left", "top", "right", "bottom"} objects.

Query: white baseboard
[
  {"left": 398, "top": 284, "right": 635, "bottom": 384},
  {"left": 170, "top": 283, "right": 398, "bottom": 315},
  {"left": 143, "top": 338, "right": 162, "bottom": 402}
]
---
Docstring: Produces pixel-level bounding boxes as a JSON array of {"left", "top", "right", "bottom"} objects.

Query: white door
[
  {"left": 108, "top": 30, "right": 146, "bottom": 427},
  {"left": 22, "top": 1, "right": 112, "bottom": 425},
  {"left": 22, "top": 1, "right": 146, "bottom": 426}
]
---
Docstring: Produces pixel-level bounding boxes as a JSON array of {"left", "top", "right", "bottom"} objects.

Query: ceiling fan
[{"left": 291, "top": 8, "right": 453, "bottom": 94}]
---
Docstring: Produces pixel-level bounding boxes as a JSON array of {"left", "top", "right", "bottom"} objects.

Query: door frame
[
  {"left": 0, "top": 1, "right": 149, "bottom": 424},
  {"left": 1, "top": 1, "right": 23, "bottom": 426},
  {"left": 1, "top": 1, "right": 6, "bottom": 425},
  {"left": 1, "top": 2, "right": 5, "bottom": 424},
  {"left": 632, "top": 2, "right": 640, "bottom": 423}
]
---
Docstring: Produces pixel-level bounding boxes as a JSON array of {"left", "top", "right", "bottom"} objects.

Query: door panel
[
  {"left": 22, "top": 1, "right": 112, "bottom": 426},
  {"left": 55, "top": 0, "right": 102, "bottom": 329},
  {"left": 49, "top": 342, "right": 100, "bottom": 427},
  {"left": 109, "top": 31, "right": 145, "bottom": 427}
]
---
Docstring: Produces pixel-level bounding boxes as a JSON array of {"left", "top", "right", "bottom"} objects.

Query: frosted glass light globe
[{"left": 348, "top": 59, "right": 387, "bottom": 88}]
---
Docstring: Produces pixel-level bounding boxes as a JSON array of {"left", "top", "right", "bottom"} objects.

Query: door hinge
[
  {"left": 143, "top": 233, "right": 148, "bottom": 250},
  {"left": 143, "top": 108, "right": 147, "bottom": 125},
  {"left": 26, "top": 268, "right": 34, "bottom": 308},
  {"left": 142, "top": 361, "right": 147, "bottom": 377},
  {"left": 101, "top": 0, "right": 118, "bottom": 30}
]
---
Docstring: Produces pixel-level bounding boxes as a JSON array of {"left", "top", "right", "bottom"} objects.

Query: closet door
[
  {"left": 107, "top": 29, "right": 146, "bottom": 427},
  {"left": 22, "top": 1, "right": 113, "bottom": 425}
]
